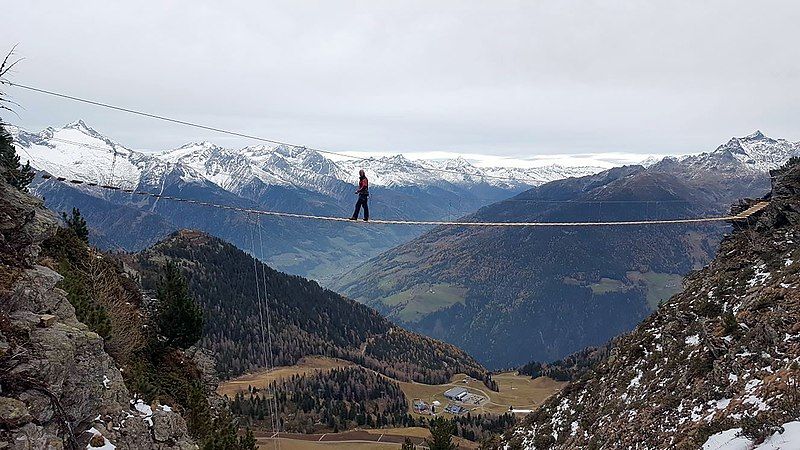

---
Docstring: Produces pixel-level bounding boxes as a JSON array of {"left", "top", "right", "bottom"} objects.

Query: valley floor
[
  {"left": 218, "top": 356, "right": 565, "bottom": 417},
  {"left": 253, "top": 428, "right": 478, "bottom": 449}
]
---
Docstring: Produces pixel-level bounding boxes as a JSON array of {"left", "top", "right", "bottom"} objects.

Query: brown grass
[
  {"left": 218, "top": 356, "right": 354, "bottom": 397},
  {"left": 399, "top": 372, "right": 565, "bottom": 416},
  {"left": 258, "top": 440, "right": 399, "bottom": 449}
]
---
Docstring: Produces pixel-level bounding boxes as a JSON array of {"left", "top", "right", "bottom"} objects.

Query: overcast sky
[{"left": 1, "top": 1, "right": 798, "bottom": 163}]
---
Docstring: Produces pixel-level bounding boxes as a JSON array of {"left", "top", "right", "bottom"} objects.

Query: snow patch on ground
[
  {"left": 131, "top": 398, "right": 154, "bottom": 426},
  {"left": 748, "top": 264, "right": 771, "bottom": 287},
  {"left": 703, "top": 421, "right": 800, "bottom": 449},
  {"left": 85, "top": 427, "right": 116, "bottom": 449}
]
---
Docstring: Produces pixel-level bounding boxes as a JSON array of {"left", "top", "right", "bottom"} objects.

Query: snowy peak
[
  {"left": 17, "top": 121, "right": 800, "bottom": 201},
  {"left": 744, "top": 130, "right": 766, "bottom": 140},
  {"left": 709, "top": 131, "right": 800, "bottom": 171},
  {"left": 63, "top": 119, "right": 95, "bottom": 133},
  {"left": 60, "top": 119, "right": 120, "bottom": 147}
]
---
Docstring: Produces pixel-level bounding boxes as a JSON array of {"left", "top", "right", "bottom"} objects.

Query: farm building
[
  {"left": 443, "top": 387, "right": 468, "bottom": 401},
  {"left": 445, "top": 404, "right": 467, "bottom": 415}
]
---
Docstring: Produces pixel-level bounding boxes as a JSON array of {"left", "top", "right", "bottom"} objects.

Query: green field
[
  {"left": 627, "top": 271, "right": 684, "bottom": 310},
  {"left": 380, "top": 283, "right": 467, "bottom": 322},
  {"left": 588, "top": 277, "right": 630, "bottom": 295},
  {"left": 574, "top": 271, "right": 684, "bottom": 310}
]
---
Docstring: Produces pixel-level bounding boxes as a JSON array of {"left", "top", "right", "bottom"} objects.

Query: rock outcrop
[
  {"left": 506, "top": 160, "right": 800, "bottom": 449},
  {"left": 0, "top": 179, "right": 195, "bottom": 449}
]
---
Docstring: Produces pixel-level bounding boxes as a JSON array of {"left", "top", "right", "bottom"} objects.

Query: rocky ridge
[
  {"left": 506, "top": 160, "right": 800, "bottom": 449},
  {"left": 0, "top": 175, "right": 195, "bottom": 449}
]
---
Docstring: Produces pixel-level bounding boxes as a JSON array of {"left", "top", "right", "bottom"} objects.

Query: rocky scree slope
[
  {"left": 0, "top": 176, "right": 194, "bottom": 448},
  {"left": 506, "top": 160, "right": 800, "bottom": 449}
]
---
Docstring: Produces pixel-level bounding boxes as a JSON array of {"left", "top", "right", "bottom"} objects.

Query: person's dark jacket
[{"left": 356, "top": 176, "right": 369, "bottom": 196}]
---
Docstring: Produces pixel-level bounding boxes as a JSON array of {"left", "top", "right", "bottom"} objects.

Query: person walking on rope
[{"left": 350, "top": 169, "right": 369, "bottom": 222}]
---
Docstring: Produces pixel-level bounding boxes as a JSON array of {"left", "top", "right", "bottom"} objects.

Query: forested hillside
[{"left": 129, "top": 230, "right": 493, "bottom": 387}]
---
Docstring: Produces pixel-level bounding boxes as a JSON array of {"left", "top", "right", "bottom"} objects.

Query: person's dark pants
[{"left": 352, "top": 195, "right": 369, "bottom": 220}]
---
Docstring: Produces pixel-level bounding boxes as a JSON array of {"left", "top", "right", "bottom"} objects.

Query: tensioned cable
[
  {"left": 36, "top": 174, "right": 769, "bottom": 226},
  {"left": 247, "top": 214, "right": 277, "bottom": 435},
  {"left": 8, "top": 123, "right": 693, "bottom": 205},
  {"left": 255, "top": 216, "right": 281, "bottom": 439},
  {"left": 3, "top": 81, "right": 604, "bottom": 184}
]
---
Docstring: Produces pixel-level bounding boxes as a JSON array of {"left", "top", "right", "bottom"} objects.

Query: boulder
[
  {"left": 0, "top": 397, "right": 31, "bottom": 428},
  {"left": 151, "top": 409, "right": 190, "bottom": 443}
]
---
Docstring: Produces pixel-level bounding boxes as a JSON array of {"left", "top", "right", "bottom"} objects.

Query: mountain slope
[
  {"left": 335, "top": 132, "right": 799, "bottom": 368},
  {"left": 506, "top": 159, "right": 800, "bottom": 449},
  {"left": 335, "top": 166, "right": 728, "bottom": 368},
  {"left": 13, "top": 121, "right": 604, "bottom": 282},
  {"left": 128, "top": 230, "right": 492, "bottom": 386}
]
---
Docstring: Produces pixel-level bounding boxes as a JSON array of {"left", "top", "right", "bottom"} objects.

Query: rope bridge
[{"left": 39, "top": 174, "right": 769, "bottom": 227}]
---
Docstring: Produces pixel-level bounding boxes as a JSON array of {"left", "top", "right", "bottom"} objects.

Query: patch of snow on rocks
[
  {"left": 85, "top": 427, "right": 116, "bottom": 449},
  {"left": 703, "top": 421, "right": 800, "bottom": 449}
]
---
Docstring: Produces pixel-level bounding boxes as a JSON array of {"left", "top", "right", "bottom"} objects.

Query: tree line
[{"left": 229, "top": 366, "right": 410, "bottom": 433}]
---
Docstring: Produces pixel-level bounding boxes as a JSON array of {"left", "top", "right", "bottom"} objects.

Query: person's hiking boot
[
  {"left": 363, "top": 218, "right": 369, "bottom": 222},
  {"left": 349, "top": 217, "right": 357, "bottom": 221}
]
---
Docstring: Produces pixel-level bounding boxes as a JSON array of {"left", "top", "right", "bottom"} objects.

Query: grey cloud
[{"left": 1, "top": 0, "right": 798, "bottom": 157}]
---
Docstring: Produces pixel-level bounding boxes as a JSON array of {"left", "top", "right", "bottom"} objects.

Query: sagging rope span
[{"left": 38, "top": 174, "right": 770, "bottom": 227}]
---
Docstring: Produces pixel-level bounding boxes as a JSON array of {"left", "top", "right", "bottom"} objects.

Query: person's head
[{"left": 359, "top": 169, "right": 365, "bottom": 178}]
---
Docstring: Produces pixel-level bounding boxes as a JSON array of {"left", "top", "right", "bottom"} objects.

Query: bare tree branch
[
  {"left": 0, "top": 45, "right": 23, "bottom": 118},
  {"left": 0, "top": 44, "right": 22, "bottom": 78}
]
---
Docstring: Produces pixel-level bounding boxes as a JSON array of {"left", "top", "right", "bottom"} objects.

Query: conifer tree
[
  {"left": 156, "top": 261, "right": 204, "bottom": 349},
  {"left": 0, "top": 48, "right": 33, "bottom": 191},
  {"left": 62, "top": 207, "right": 89, "bottom": 243},
  {"left": 0, "top": 121, "right": 33, "bottom": 190},
  {"left": 427, "top": 417, "right": 458, "bottom": 450}
]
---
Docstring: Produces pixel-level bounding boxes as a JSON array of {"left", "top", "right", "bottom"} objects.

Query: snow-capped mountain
[
  {"left": 13, "top": 120, "right": 608, "bottom": 199},
  {"left": 11, "top": 120, "right": 209, "bottom": 190},
  {"left": 14, "top": 121, "right": 799, "bottom": 204},
  {"left": 16, "top": 120, "right": 606, "bottom": 281},
  {"left": 653, "top": 130, "right": 800, "bottom": 175}
]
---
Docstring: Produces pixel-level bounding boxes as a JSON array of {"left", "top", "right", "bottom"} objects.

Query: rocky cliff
[
  {"left": 0, "top": 175, "right": 195, "bottom": 449},
  {"left": 506, "top": 160, "right": 800, "bottom": 449}
]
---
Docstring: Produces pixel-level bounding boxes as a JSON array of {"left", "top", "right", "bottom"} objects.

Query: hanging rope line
[
  {"left": 255, "top": 215, "right": 281, "bottom": 439},
  {"left": 247, "top": 214, "right": 278, "bottom": 436},
  {"left": 36, "top": 174, "right": 768, "bottom": 227},
  {"left": 4, "top": 81, "right": 603, "bottom": 184}
]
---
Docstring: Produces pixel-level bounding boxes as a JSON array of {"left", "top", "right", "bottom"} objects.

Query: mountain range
[
  {"left": 334, "top": 131, "right": 800, "bottom": 369},
  {"left": 11, "top": 120, "right": 603, "bottom": 282}
]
